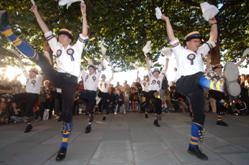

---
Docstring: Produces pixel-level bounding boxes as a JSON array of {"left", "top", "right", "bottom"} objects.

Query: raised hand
[
  {"left": 161, "top": 14, "right": 169, "bottom": 22},
  {"left": 30, "top": 4, "right": 37, "bottom": 12},
  {"left": 208, "top": 17, "right": 217, "bottom": 25},
  {"left": 80, "top": 1, "right": 86, "bottom": 15}
]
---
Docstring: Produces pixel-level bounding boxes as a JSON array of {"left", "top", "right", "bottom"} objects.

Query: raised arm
[
  {"left": 30, "top": 5, "right": 49, "bottom": 33},
  {"left": 208, "top": 17, "right": 218, "bottom": 42},
  {"left": 236, "top": 48, "right": 249, "bottom": 66},
  {"left": 80, "top": 1, "right": 88, "bottom": 37},
  {"left": 161, "top": 58, "right": 169, "bottom": 76},
  {"left": 145, "top": 56, "right": 152, "bottom": 71},
  {"left": 161, "top": 14, "right": 176, "bottom": 42}
]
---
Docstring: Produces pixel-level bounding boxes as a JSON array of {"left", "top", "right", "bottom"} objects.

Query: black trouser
[
  {"left": 98, "top": 91, "right": 109, "bottom": 113},
  {"left": 209, "top": 90, "right": 226, "bottom": 115},
  {"left": 24, "top": 93, "right": 39, "bottom": 118},
  {"left": 148, "top": 90, "right": 162, "bottom": 115},
  {"left": 176, "top": 72, "right": 205, "bottom": 125},
  {"left": 54, "top": 92, "right": 62, "bottom": 115},
  {"left": 141, "top": 91, "right": 150, "bottom": 113},
  {"left": 79, "top": 90, "right": 97, "bottom": 116},
  {"left": 34, "top": 54, "right": 78, "bottom": 123}
]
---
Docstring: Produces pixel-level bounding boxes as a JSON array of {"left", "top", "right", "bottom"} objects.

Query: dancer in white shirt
[
  {"left": 0, "top": 1, "right": 88, "bottom": 161},
  {"left": 23, "top": 68, "right": 43, "bottom": 132},
  {"left": 98, "top": 72, "right": 113, "bottom": 120},
  {"left": 159, "top": 10, "right": 240, "bottom": 160},
  {"left": 80, "top": 64, "right": 102, "bottom": 133},
  {"left": 145, "top": 55, "right": 168, "bottom": 127}
]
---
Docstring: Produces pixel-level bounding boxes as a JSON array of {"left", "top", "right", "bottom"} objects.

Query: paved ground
[{"left": 0, "top": 112, "right": 249, "bottom": 165}]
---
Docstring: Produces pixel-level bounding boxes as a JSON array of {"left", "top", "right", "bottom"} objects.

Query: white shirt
[
  {"left": 81, "top": 71, "right": 101, "bottom": 91},
  {"left": 98, "top": 80, "right": 111, "bottom": 93},
  {"left": 44, "top": 31, "right": 88, "bottom": 77},
  {"left": 141, "top": 80, "right": 150, "bottom": 92},
  {"left": 25, "top": 75, "right": 43, "bottom": 94},
  {"left": 171, "top": 39, "right": 215, "bottom": 80},
  {"left": 148, "top": 73, "right": 165, "bottom": 91}
]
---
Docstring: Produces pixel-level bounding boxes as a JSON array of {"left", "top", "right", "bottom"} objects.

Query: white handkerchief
[
  {"left": 200, "top": 2, "right": 219, "bottom": 21},
  {"left": 31, "top": 0, "right": 35, "bottom": 5},
  {"left": 155, "top": 7, "right": 162, "bottom": 20},
  {"left": 242, "top": 48, "right": 249, "bottom": 57},
  {"left": 161, "top": 47, "right": 172, "bottom": 57},
  {"left": 142, "top": 41, "right": 152, "bottom": 54}
]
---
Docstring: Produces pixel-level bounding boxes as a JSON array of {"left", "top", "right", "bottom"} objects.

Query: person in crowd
[
  {"left": 40, "top": 80, "right": 54, "bottom": 120},
  {"left": 114, "top": 87, "right": 125, "bottom": 114},
  {"left": 140, "top": 75, "right": 150, "bottom": 118},
  {"left": 207, "top": 64, "right": 229, "bottom": 126}
]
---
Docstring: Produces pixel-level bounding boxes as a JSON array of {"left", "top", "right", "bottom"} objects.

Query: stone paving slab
[{"left": 0, "top": 112, "right": 249, "bottom": 165}]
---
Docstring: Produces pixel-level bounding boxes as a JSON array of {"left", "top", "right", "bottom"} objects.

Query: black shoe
[
  {"left": 145, "top": 114, "right": 148, "bottom": 118},
  {"left": 216, "top": 120, "right": 228, "bottom": 126},
  {"left": 85, "top": 124, "right": 92, "bottom": 134},
  {"left": 0, "top": 10, "right": 9, "bottom": 29},
  {"left": 153, "top": 119, "right": 160, "bottom": 127},
  {"left": 102, "top": 116, "right": 106, "bottom": 121},
  {"left": 188, "top": 146, "right": 208, "bottom": 160},
  {"left": 89, "top": 115, "right": 94, "bottom": 122},
  {"left": 57, "top": 115, "right": 62, "bottom": 122},
  {"left": 24, "top": 124, "right": 33, "bottom": 133},
  {"left": 56, "top": 148, "right": 67, "bottom": 161}
]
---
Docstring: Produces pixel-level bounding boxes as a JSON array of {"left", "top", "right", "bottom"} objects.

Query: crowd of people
[
  {"left": 1, "top": 71, "right": 248, "bottom": 126},
  {"left": 0, "top": 1, "right": 249, "bottom": 162}
]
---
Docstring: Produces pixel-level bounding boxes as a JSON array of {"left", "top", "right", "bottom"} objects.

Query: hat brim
[
  {"left": 152, "top": 70, "right": 160, "bottom": 74},
  {"left": 185, "top": 34, "right": 202, "bottom": 42},
  {"left": 88, "top": 65, "right": 96, "bottom": 70},
  {"left": 58, "top": 31, "right": 73, "bottom": 41}
]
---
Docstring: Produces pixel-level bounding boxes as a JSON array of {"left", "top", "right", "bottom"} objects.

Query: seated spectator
[{"left": 232, "top": 97, "right": 247, "bottom": 116}]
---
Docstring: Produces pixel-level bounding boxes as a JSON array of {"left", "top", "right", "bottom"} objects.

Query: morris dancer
[
  {"left": 159, "top": 11, "right": 240, "bottom": 160},
  {"left": 0, "top": 0, "right": 88, "bottom": 161}
]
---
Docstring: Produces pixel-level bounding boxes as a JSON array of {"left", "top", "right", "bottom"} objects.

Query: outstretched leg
[
  {"left": 199, "top": 62, "right": 240, "bottom": 97},
  {"left": 0, "top": 11, "right": 37, "bottom": 59}
]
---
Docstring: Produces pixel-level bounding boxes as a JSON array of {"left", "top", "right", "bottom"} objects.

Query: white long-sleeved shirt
[
  {"left": 81, "top": 70, "right": 101, "bottom": 91},
  {"left": 170, "top": 39, "right": 216, "bottom": 80},
  {"left": 44, "top": 31, "right": 88, "bottom": 77},
  {"left": 25, "top": 75, "right": 43, "bottom": 94},
  {"left": 98, "top": 80, "right": 111, "bottom": 93}
]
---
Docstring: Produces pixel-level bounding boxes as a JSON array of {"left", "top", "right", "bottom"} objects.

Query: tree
[{"left": 1, "top": 0, "right": 248, "bottom": 70}]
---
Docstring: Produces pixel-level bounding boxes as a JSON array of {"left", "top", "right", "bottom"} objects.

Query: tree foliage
[{"left": 0, "top": 0, "right": 248, "bottom": 70}]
